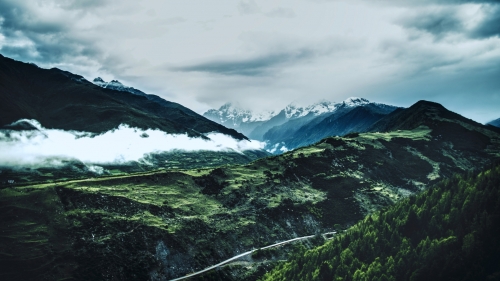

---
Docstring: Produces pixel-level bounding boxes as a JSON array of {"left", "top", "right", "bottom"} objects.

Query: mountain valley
[{"left": 2, "top": 93, "right": 500, "bottom": 280}]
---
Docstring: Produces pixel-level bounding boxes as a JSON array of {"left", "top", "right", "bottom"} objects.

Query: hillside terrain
[
  {"left": 0, "top": 54, "right": 245, "bottom": 140},
  {"left": 0, "top": 149, "right": 270, "bottom": 186},
  {"left": 262, "top": 163, "right": 500, "bottom": 281},
  {"left": 1, "top": 100, "right": 499, "bottom": 280}
]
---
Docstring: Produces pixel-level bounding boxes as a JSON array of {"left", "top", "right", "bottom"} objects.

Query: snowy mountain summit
[
  {"left": 204, "top": 103, "right": 277, "bottom": 126},
  {"left": 93, "top": 77, "right": 147, "bottom": 97},
  {"left": 203, "top": 97, "right": 380, "bottom": 140},
  {"left": 284, "top": 97, "right": 370, "bottom": 119},
  {"left": 205, "top": 97, "right": 371, "bottom": 128},
  {"left": 344, "top": 97, "right": 370, "bottom": 106}
]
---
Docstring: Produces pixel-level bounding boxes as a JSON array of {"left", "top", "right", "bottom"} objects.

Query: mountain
[
  {"left": 250, "top": 99, "right": 361, "bottom": 141},
  {"left": 488, "top": 117, "right": 500, "bottom": 128},
  {"left": 0, "top": 54, "right": 246, "bottom": 140},
  {"left": 203, "top": 103, "right": 276, "bottom": 137},
  {"left": 262, "top": 163, "right": 500, "bottom": 281},
  {"left": 264, "top": 100, "right": 399, "bottom": 153},
  {"left": 92, "top": 77, "right": 149, "bottom": 97},
  {"left": 2, "top": 100, "right": 499, "bottom": 280},
  {"left": 204, "top": 98, "right": 398, "bottom": 153},
  {"left": 367, "top": 100, "right": 477, "bottom": 133},
  {"left": 204, "top": 99, "right": 350, "bottom": 140}
]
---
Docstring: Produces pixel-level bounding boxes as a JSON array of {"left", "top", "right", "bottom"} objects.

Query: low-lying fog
[{"left": 0, "top": 119, "right": 265, "bottom": 167}]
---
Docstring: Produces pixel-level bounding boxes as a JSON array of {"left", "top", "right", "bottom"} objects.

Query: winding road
[{"left": 169, "top": 232, "right": 336, "bottom": 281}]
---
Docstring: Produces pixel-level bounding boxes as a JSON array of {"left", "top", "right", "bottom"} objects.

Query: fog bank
[{"left": 0, "top": 119, "right": 265, "bottom": 167}]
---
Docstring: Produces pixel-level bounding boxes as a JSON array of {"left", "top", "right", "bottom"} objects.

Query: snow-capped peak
[
  {"left": 205, "top": 97, "right": 374, "bottom": 125},
  {"left": 203, "top": 103, "right": 276, "bottom": 126},
  {"left": 93, "top": 77, "right": 106, "bottom": 87},
  {"left": 284, "top": 100, "right": 340, "bottom": 119},
  {"left": 93, "top": 77, "right": 125, "bottom": 88},
  {"left": 108, "top": 80, "right": 124, "bottom": 87},
  {"left": 92, "top": 77, "right": 147, "bottom": 97},
  {"left": 93, "top": 77, "right": 105, "bottom": 83},
  {"left": 343, "top": 97, "right": 370, "bottom": 106}
]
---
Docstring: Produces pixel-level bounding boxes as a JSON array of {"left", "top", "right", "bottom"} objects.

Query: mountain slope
[
  {"left": 367, "top": 100, "right": 479, "bottom": 133},
  {"left": 262, "top": 163, "right": 500, "bottom": 281},
  {"left": 488, "top": 117, "right": 500, "bottom": 128},
  {"left": 0, "top": 54, "right": 246, "bottom": 140},
  {"left": 2, "top": 100, "right": 499, "bottom": 280},
  {"left": 265, "top": 102, "right": 398, "bottom": 152}
]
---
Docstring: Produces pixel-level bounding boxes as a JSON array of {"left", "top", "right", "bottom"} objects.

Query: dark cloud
[
  {"left": 172, "top": 49, "right": 315, "bottom": 76},
  {"left": 470, "top": 4, "right": 500, "bottom": 38},
  {"left": 398, "top": 9, "right": 464, "bottom": 39},
  {"left": 0, "top": 2, "right": 66, "bottom": 35},
  {"left": 0, "top": 0, "right": 103, "bottom": 65},
  {"left": 397, "top": 2, "right": 500, "bottom": 40}
]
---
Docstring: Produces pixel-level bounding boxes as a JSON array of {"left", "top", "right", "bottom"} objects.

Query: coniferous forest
[{"left": 262, "top": 163, "right": 500, "bottom": 281}]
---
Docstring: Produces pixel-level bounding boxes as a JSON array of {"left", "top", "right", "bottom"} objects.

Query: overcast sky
[{"left": 1, "top": 0, "right": 499, "bottom": 123}]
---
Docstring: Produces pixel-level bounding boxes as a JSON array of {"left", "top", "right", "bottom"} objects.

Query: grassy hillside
[
  {"left": 0, "top": 150, "right": 271, "bottom": 185},
  {"left": 261, "top": 163, "right": 500, "bottom": 281}
]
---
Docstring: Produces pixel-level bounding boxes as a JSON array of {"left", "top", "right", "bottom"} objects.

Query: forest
[{"left": 261, "top": 163, "right": 500, "bottom": 281}]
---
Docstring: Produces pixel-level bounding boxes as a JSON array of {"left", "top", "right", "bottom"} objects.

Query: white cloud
[{"left": 0, "top": 120, "right": 265, "bottom": 167}]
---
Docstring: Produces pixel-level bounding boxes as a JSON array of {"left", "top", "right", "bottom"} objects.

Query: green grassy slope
[
  {"left": 0, "top": 150, "right": 271, "bottom": 185},
  {"left": 261, "top": 163, "right": 500, "bottom": 281}
]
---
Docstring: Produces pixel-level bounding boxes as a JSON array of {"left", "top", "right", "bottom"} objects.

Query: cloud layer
[{"left": 0, "top": 120, "right": 265, "bottom": 167}]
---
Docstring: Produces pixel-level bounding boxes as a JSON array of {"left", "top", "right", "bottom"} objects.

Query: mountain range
[
  {"left": 204, "top": 98, "right": 400, "bottom": 153},
  {"left": 2, "top": 52, "right": 500, "bottom": 281},
  {"left": 2, "top": 98, "right": 499, "bottom": 280}
]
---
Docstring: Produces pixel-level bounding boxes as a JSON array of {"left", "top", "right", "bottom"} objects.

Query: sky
[{"left": 0, "top": 0, "right": 499, "bottom": 123}]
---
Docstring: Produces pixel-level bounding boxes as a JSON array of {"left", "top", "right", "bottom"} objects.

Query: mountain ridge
[
  {"left": 0, "top": 54, "right": 247, "bottom": 140},
  {"left": 261, "top": 101, "right": 399, "bottom": 153},
  {"left": 204, "top": 97, "right": 399, "bottom": 153},
  {"left": 203, "top": 97, "right": 373, "bottom": 140}
]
